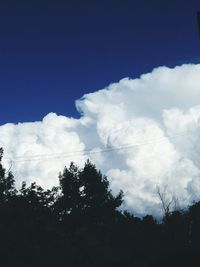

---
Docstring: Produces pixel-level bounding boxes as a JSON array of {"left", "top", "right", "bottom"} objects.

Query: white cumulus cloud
[{"left": 1, "top": 63, "right": 200, "bottom": 217}]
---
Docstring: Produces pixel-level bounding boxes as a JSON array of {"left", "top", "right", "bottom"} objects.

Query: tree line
[{"left": 0, "top": 147, "right": 200, "bottom": 267}]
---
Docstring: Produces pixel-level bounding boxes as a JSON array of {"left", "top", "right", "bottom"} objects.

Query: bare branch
[
  {"left": 5, "top": 160, "right": 13, "bottom": 175},
  {"left": 156, "top": 184, "right": 178, "bottom": 217}
]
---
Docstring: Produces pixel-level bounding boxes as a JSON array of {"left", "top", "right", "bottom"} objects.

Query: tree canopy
[{"left": 0, "top": 147, "right": 199, "bottom": 267}]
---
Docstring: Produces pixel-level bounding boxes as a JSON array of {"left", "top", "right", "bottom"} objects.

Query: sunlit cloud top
[{"left": 1, "top": 64, "right": 200, "bottom": 217}]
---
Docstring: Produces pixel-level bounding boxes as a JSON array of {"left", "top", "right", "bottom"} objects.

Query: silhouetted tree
[
  {"left": 57, "top": 160, "right": 123, "bottom": 225},
  {"left": 55, "top": 162, "right": 81, "bottom": 221},
  {"left": 156, "top": 185, "right": 179, "bottom": 219},
  {"left": 79, "top": 160, "right": 123, "bottom": 223},
  {"left": 1, "top": 146, "right": 200, "bottom": 267},
  {"left": 0, "top": 148, "right": 16, "bottom": 202}
]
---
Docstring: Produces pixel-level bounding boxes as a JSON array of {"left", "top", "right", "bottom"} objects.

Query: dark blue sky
[{"left": 0, "top": 0, "right": 200, "bottom": 124}]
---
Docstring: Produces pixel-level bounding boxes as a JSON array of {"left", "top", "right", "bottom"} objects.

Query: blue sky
[
  {"left": 1, "top": 1, "right": 200, "bottom": 215},
  {"left": 0, "top": 0, "right": 200, "bottom": 124}
]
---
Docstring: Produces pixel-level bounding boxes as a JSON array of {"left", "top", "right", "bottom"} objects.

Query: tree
[
  {"left": 0, "top": 148, "right": 16, "bottom": 202},
  {"left": 56, "top": 162, "right": 81, "bottom": 219},
  {"left": 79, "top": 160, "right": 123, "bottom": 220},
  {"left": 156, "top": 185, "right": 178, "bottom": 219},
  {"left": 57, "top": 160, "right": 123, "bottom": 224}
]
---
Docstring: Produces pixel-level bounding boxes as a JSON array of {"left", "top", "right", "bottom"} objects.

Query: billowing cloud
[{"left": 1, "top": 63, "right": 200, "bottom": 217}]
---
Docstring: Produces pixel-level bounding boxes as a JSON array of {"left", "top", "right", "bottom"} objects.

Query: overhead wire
[{"left": 2, "top": 123, "right": 199, "bottom": 164}]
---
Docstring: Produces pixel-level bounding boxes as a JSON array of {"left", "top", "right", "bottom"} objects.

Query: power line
[{"left": 2, "top": 125, "right": 198, "bottom": 164}]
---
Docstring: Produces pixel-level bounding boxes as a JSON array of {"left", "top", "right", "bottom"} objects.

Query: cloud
[{"left": 1, "top": 63, "right": 200, "bottom": 217}]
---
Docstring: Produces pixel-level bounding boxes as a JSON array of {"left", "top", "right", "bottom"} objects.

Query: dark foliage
[{"left": 0, "top": 148, "right": 200, "bottom": 266}]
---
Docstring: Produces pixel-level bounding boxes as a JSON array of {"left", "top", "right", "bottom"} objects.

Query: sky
[
  {"left": 0, "top": 0, "right": 200, "bottom": 124},
  {"left": 1, "top": 0, "right": 200, "bottom": 217}
]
